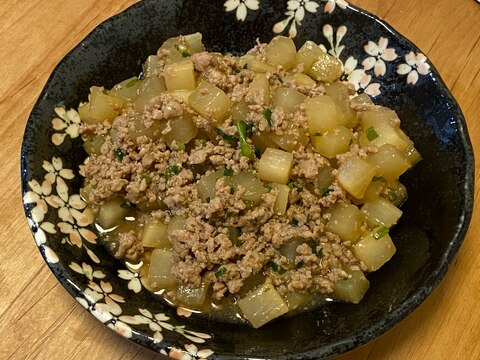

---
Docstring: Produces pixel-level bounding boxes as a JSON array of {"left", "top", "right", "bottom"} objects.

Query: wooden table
[{"left": 1, "top": 0, "right": 479, "bottom": 359}]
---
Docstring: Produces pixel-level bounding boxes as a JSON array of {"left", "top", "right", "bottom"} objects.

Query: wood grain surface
[{"left": 1, "top": 1, "right": 479, "bottom": 359}]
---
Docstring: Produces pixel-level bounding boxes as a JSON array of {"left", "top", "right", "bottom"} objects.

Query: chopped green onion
[
  {"left": 366, "top": 126, "right": 379, "bottom": 141},
  {"left": 373, "top": 176, "right": 386, "bottom": 182},
  {"left": 243, "top": 199, "right": 255, "bottom": 208},
  {"left": 243, "top": 63, "right": 248, "bottom": 69},
  {"left": 312, "top": 132, "right": 323, "bottom": 136},
  {"left": 115, "top": 149, "right": 126, "bottom": 161},
  {"left": 165, "top": 165, "right": 181, "bottom": 181},
  {"left": 120, "top": 201, "right": 136, "bottom": 210},
  {"left": 287, "top": 181, "right": 303, "bottom": 192},
  {"left": 263, "top": 108, "right": 272, "bottom": 126},
  {"left": 206, "top": 197, "right": 211, "bottom": 203},
  {"left": 223, "top": 168, "right": 234, "bottom": 176},
  {"left": 232, "top": 66, "right": 241, "bottom": 73},
  {"left": 177, "top": 142, "right": 186, "bottom": 151},
  {"left": 372, "top": 226, "right": 389, "bottom": 240},
  {"left": 295, "top": 261, "right": 304, "bottom": 269},
  {"left": 195, "top": 139, "right": 207, "bottom": 148},
  {"left": 237, "top": 120, "right": 254, "bottom": 158},
  {"left": 266, "top": 260, "right": 285, "bottom": 274},
  {"left": 307, "top": 241, "right": 323, "bottom": 257},
  {"left": 214, "top": 127, "right": 237, "bottom": 144},
  {"left": 321, "top": 187, "right": 333, "bottom": 197},
  {"left": 143, "top": 175, "right": 152, "bottom": 183},
  {"left": 174, "top": 44, "right": 191, "bottom": 57},
  {"left": 348, "top": 138, "right": 353, "bottom": 145},
  {"left": 387, "top": 191, "right": 398, "bottom": 202},
  {"left": 245, "top": 122, "right": 254, "bottom": 138},
  {"left": 125, "top": 78, "right": 139, "bottom": 88},
  {"left": 290, "top": 218, "right": 299, "bottom": 227},
  {"left": 214, "top": 267, "right": 227, "bottom": 278}
]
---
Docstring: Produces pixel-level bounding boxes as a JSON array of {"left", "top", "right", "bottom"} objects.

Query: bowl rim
[{"left": 20, "top": 0, "right": 475, "bottom": 358}]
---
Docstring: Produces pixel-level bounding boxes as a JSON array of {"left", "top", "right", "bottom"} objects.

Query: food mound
[{"left": 78, "top": 33, "right": 421, "bottom": 328}]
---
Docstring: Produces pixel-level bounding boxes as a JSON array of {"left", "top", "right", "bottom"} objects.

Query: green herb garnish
[
  {"left": 174, "top": 44, "right": 191, "bottom": 57},
  {"left": 237, "top": 120, "right": 254, "bottom": 159},
  {"left": 245, "top": 122, "right": 254, "bottom": 138},
  {"left": 348, "top": 138, "right": 353, "bottom": 145},
  {"left": 120, "top": 201, "right": 136, "bottom": 210},
  {"left": 321, "top": 187, "right": 333, "bottom": 197},
  {"left": 206, "top": 196, "right": 211, "bottom": 203},
  {"left": 195, "top": 139, "right": 207, "bottom": 148},
  {"left": 263, "top": 107, "right": 272, "bottom": 126},
  {"left": 214, "top": 127, "right": 237, "bottom": 144},
  {"left": 290, "top": 218, "right": 299, "bottom": 227},
  {"left": 243, "top": 199, "right": 255, "bottom": 208},
  {"left": 243, "top": 63, "right": 248, "bottom": 69},
  {"left": 287, "top": 181, "right": 303, "bottom": 192},
  {"left": 165, "top": 165, "right": 181, "bottom": 181},
  {"left": 223, "top": 168, "right": 234, "bottom": 176},
  {"left": 214, "top": 267, "right": 227, "bottom": 278},
  {"left": 125, "top": 78, "right": 139, "bottom": 88},
  {"left": 177, "top": 142, "right": 186, "bottom": 151},
  {"left": 115, "top": 149, "right": 126, "bottom": 161},
  {"left": 366, "top": 126, "right": 379, "bottom": 141},
  {"left": 373, "top": 176, "right": 386, "bottom": 182},
  {"left": 143, "top": 175, "right": 152, "bottom": 184},
  {"left": 232, "top": 66, "right": 241, "bottom": 73},
  {"left": 308, "top": 241, "right": 323, "bottom": 257},
  {"left": 387, "top": 191, "right": 398, "bottom": 202},
  {"left": 312, "top": 132, "right": 323, "bottom": 136},
  {"left": 372, "top": 226, "right": 389, "bottom": 240},
  {"left": 266, "top": 260, "right": 285, "bottom": 274},
  {"left": 295, "top": 261, "right": 304, "bottom": 269}
]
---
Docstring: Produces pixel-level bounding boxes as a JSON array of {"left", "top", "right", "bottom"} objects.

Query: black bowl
[{"left": 21, "top": 0, "right": 474, "bottom": 358}]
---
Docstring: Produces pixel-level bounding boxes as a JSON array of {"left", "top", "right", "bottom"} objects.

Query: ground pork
[
  {"left": 79, "top": 38, "right": 384, "bottom": 310},
  {"left": 115, "top": 230, "right": 144, "bottom": 263}
]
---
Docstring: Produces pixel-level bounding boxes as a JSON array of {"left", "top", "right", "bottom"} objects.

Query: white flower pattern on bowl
[
  {"left": 362, "top": 37, "right": 398, "bottom": 77},
  {"left": 224, "top": 0, "right": 259, "bottom": 21},
  {"left": 397, "top": 51, "right": 431, "bottom": 85}
]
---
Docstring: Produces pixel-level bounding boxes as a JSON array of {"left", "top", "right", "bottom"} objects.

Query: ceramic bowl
[{"left": 21, "top": 0, "right": 474, "bottom": 358}]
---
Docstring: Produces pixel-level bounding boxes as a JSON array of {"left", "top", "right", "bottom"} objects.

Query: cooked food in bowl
[{"left": 77, "top": 33, "right": 421, "bottom": 328}]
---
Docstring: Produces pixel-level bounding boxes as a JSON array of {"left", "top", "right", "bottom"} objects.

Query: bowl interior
[{"left": 21, "top": 0, "right": 474, "bottom": 358}]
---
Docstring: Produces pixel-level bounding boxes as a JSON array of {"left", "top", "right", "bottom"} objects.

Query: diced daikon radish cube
[
  {"left": 353, "top": 228, "right": 396, "bottom": 271},
  {"left": 237, "top": 283, "right": 289, "bottom": 328},
  {"left": 336, "top": 156, "right": 376, "bottom": 198},
  {"left": 258, "top": 148, "right": 294, "bottom": 185}
]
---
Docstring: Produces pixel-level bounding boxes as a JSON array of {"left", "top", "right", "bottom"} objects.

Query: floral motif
[
  {"left": 43, "top": 157, "right": 75, "bottom": 185},
  {"left": 118, "top": 268, "right": 143, "bottom": 293},
  {"left": 362, "top": 37, "right": 397, "bottom": 77},
  {"left": 23, "top": 178, "right": 53, "bottom": 223},
  {"left": 70, "top": 261, "right": 106, "bottom": 280},
  {"left": 51, "top": 107, "right": 81, "bottom": 145},
  {"left": 397, "top": 51, "right": 430, "bottom": 85},
  {"left": 77, "top": 296, "right": 140, "bottom": 338},
  {"left": 273, "top": 0, "right": 320, "bottom": 37},
  {"left": 57, "top": 206, "right": 96, "bottom": 248},
  {"left": 323, "top": 0, "right": 348, "bottom": 14},
  {"left": 224, "top": 0, "right": 259, "bottom": 21},
  {"left": 344, "top": 56, "right": 381, "bottom": 96},
  {"left": 322, "top": 24, "right": 347, "bottom": 58},
  {"left": 169, "top": 344, "right": 215, "bottom": 360},
  {"left": 84, "top": 280, "right": 125, "bottom": 315}
]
